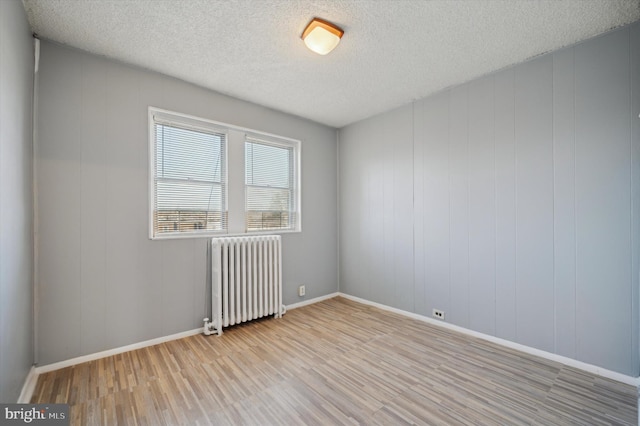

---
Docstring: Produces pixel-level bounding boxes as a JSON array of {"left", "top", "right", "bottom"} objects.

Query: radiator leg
[
  {"left": 203, "top": 318, "right": 213, "bottom": 336},
  {"left": 203, "top": 318, "right": 223, "bottom": 336}
]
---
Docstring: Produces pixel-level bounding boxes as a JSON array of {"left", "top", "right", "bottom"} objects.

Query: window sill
[{"left": 150, "top": 228, "right": 301, "bottom": 241}]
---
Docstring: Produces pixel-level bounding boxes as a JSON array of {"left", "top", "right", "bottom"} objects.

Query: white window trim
[{"left": 148, "top": 107, "right": 302, "bottom": 240}]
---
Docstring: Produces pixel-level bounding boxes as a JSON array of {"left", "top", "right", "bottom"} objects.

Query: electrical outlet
[
  {"left": 298, "top": 285, "right": 305, "bottom": 297},
  {"left": 432, "top": 309, "right": 445, "bottom": 320}
]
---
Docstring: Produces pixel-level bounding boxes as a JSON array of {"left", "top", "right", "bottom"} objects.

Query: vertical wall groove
[
  {"left": 628, "top": 29, "right": 633, "bottom": 374},
  {"left": 629, "top": 23, "right": 640, "bottom": 375},
  {"left": 572, "top": 46, "right": 577, "bottom": 360},
  {"left": 493, "top": 75, "right": 498, "bottom": 335},
  {"left": 551, "top": 54, "right": 556, "bottom": 354}
]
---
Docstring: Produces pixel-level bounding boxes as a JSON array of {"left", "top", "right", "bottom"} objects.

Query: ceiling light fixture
[{"left": 301, "top": 18, "right": 344, "bottom": 55}]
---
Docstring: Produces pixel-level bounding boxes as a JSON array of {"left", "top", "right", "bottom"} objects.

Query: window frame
[
  {"left": 148, "top": 107, "right": 302, "bottom": 240},
  {"left": 148, "top": 108, "right": 229, "bottom": 240},
  {"left": 244, "top": 133, "right": 302, "bottom": 234}
]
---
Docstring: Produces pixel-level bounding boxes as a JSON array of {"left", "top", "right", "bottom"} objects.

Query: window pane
[
  {"left": 245, "top": 142, "right": 291, "bottom": 188},
  {"left": 156, "top": 124, "right": 223, "bottom": 182},
  {"left": 153, "top": 120, "right": 227, "bottom": 237},
  {"left": 245, "top": 138, "right": 297, "bottom": 231},
  {"left": 246, "top": 186, "right": 290, "bottom": 211},
  {"left": 156, "top": 180, "right": 223, "bottom": 211}
]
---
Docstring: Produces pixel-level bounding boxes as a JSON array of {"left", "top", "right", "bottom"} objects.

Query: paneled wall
[
  {"left": 0, "top": 0, "right": 34, "bottom": 401},
  {"left": 36, "top": 41, "right": 338, "bottom": 366},
  {"left": 339, "top": 23, "right": 639, "bottom": 376}
]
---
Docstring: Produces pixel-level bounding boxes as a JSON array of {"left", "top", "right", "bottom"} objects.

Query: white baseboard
[
  {"left": 35, "top": 328, "right": 202, "bottom": 375},
  {"left": 22, "top": 291, "right": 638, "bottom": 403},
  {"left": 338, "top": 292, "right": 640, "bottom": 388},
  {"left": 30, "top": 292, "right": 342, "bottom": 378},
  {"left": 286, "top": 292, "right": 339, "bottom": 311},
  {"left": 17, "top": 366, "right": 38, "bottom": 403}
]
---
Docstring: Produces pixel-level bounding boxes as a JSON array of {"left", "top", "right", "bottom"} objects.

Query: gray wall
[
  {"left": 0, "top": 0, "right": 34, "bottom": 402},
  {"left": 339, "top": 23, "right": 640, "bottom": 376},
  {"left": 36, "top": 41, "right": 338, "bottom": 366}
]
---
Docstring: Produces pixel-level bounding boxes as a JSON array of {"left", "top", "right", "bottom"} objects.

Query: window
[
  {"left": 245, "top": 137, "right": 299, "bottom": 232},
  {"left": 150, "top": 110, "right": 227, "bottom": 238},
  {"left": 149, "top": 107, "right": 301, "bottom": 239}
]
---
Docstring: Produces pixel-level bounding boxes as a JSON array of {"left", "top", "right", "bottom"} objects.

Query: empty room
[{"left": 1, "top": 0, "right": 639, "bottom": 424}]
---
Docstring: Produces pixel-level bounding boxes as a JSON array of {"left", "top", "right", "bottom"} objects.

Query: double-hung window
[
  {"left": 245, "top": 137, "right": 299, "bottom": 232},
  {"left": 150, "top": 110, "right": 227, "bottom": 238},
  {"left": 149, "top": 107, "right": 300, "bottom": 239}
]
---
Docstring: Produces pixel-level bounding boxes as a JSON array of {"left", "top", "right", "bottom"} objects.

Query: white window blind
[
  {"left": 245, "top": 138, "right": 298, "bottom": 232},
  {"left": 152, "top": 118, "right": 227, "bottom": 237}
]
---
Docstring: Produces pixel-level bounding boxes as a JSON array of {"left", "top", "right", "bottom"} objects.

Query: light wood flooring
[{"left": 31, "top": 297, "right": 637, "bottom": 425}]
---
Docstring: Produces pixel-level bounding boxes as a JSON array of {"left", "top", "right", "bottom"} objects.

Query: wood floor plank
[{"left": 31, "top": 296, "right": 638, "bottom": 425}]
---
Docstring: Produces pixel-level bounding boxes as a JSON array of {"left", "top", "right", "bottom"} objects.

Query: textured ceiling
[{"left": 22, "top": 0, "right": 640, "bottom": 128}]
